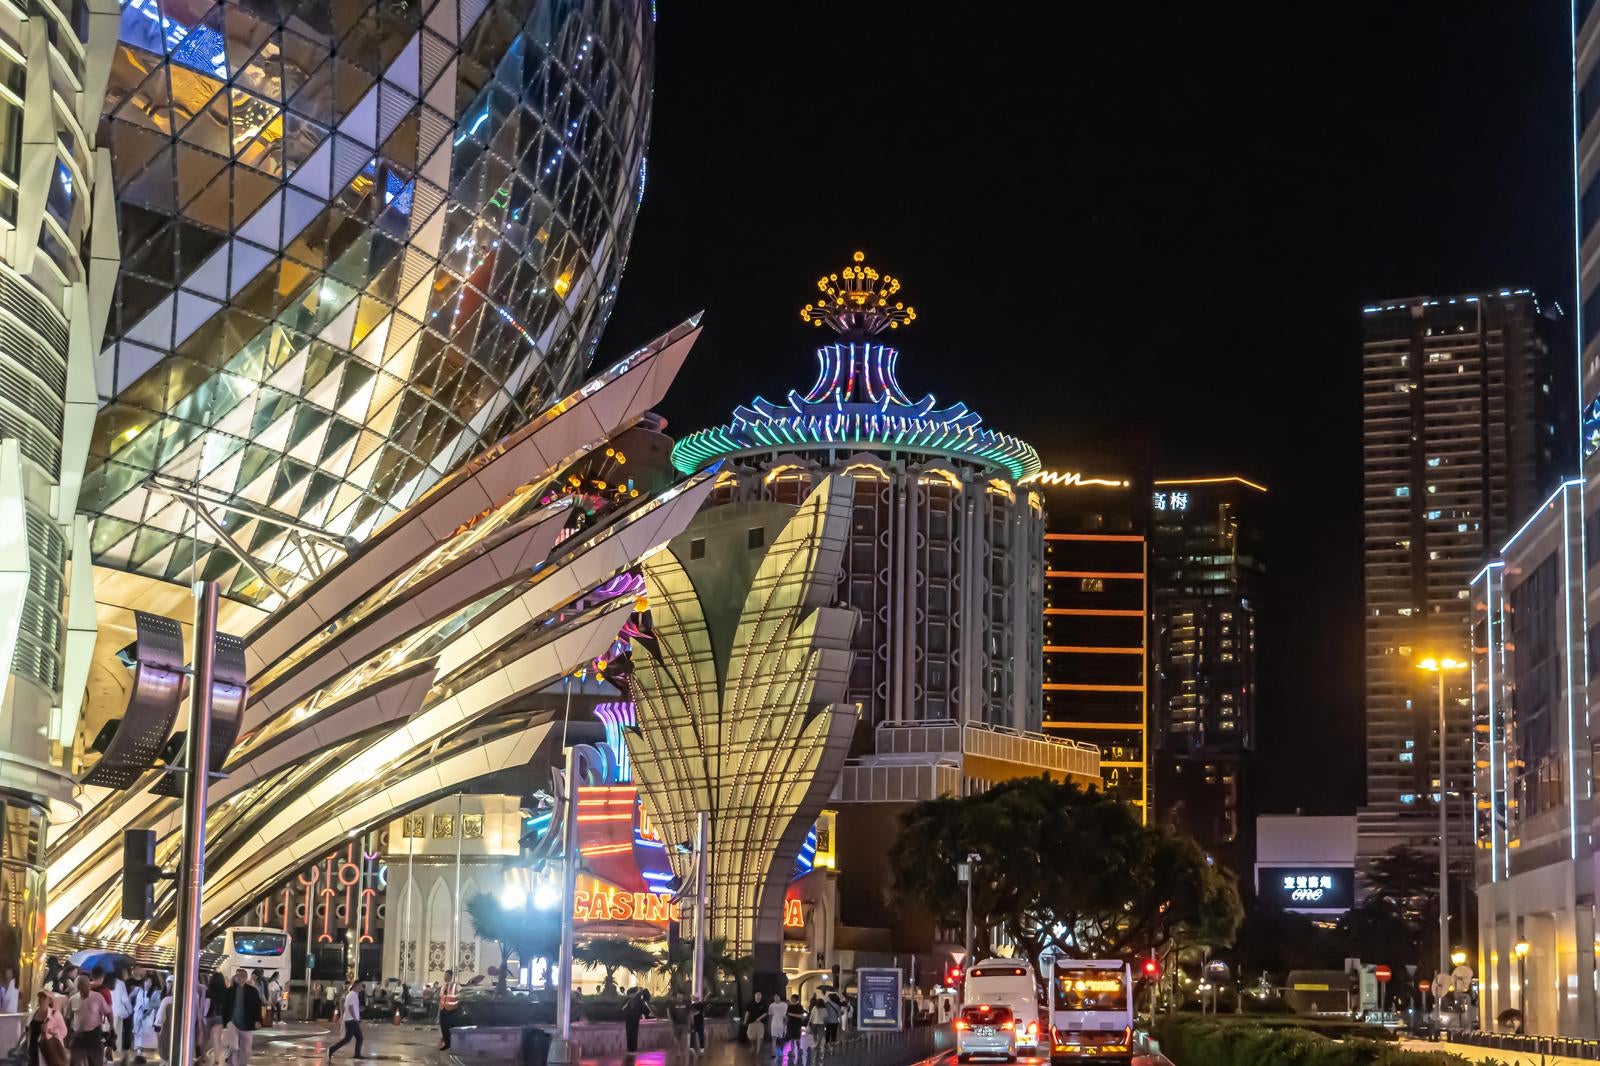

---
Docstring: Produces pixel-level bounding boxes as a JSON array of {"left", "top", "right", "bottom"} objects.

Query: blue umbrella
[{"left": 67, "top": 950, "right": 137, "bottom": 975}]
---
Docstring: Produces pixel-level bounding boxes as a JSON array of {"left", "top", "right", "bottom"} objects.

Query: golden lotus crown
[{"left": 799, "top": 250, "right": 918, "bottom": 335}]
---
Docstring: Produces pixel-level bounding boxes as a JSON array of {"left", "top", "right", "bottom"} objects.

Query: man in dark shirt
[{"left": 221, "top": 970, "right": 263, "bottom": 1066}]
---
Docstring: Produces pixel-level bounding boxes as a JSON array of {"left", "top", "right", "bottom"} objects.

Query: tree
[
  {"left": 888, "top": 776, "right": 1242, "bottom": 974},
  {"left": 574, "top": 939, "right": 661, "bottom": 996},
  {"left": 465, "top": 892, "right": 561, "bottom": 991},
  {"left": 658, "top": 936, "right": 750, "bottom": 998}
]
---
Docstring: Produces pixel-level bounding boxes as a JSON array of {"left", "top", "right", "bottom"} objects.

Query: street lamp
[
  {"left": 1417, "top": 655, "right": 1468, "bottom": 997},
  {"left": 1514, "top": 940, "right": 1530, "bottom": 1024},
  {"left": 956, "top": 853, "right": 980, "bottom": 970}
]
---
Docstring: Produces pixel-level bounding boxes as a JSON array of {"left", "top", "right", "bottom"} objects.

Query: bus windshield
[
  {"left": 232, "top": 932, "right": 288, "bottom": 956},
  {"left": 1053, "top": 970, "right": 1127, "bottom": 1012}
]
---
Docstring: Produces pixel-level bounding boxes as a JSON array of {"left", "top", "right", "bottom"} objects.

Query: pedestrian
[
  {"left": 204, "top": 972, "right": 228, "bottom": 1066},
  {"left": 58, "top": 968, "right": 79, "bottom": 999},
  {"left": 824, "top": 993, "right": 841, "bottom": 1044},
  {"left": 31, "top": 990, "right": 68, "bottom": 1066},
  {"left": 785, "top": 995, "right": 805, "bottom": 1051},
  {"left": 621, "top": 988, "right": 651, "bottom": 1053},
  {"left": 67, "top": 977, "right": 109, "bottom": 1066},
  {"left": 808, "top": 995, "right": 827, "bottom": 1045},
  {"left": 132, "top": 976, "right": 159, "bottom": 1063},
  {"left": 688, "top": 995, "right": 706, "bottom": 1054},
  {"left": 264, "top": 974, "right": 282, "bottom": 1025},
  {"left": 742, "top": 992, "right": 765, "bottom": 1050},
  {"left": 110, "top": 969, "right": 132, "bottom": 1066},
  {"left": 221, "top": 969, "right": 264, "bottom": 1066},
  {"left": 2, "top": 967, "right": 19, "bottom": 1013},
  {"left": 766, "top": 995, "right": 786, "bottom": 1059},
  {"left": 327, "top": 981, "right": 366, "bottom": 1058},
  {"left": 152, "top": 981, "right": 175, "bottom": 1066},
  {"left": 399, "top": 985, "right": 411, "bottom": 1023},
  {"left": 437, "top": 970, "right": 460, "bottom": 1051},
  {"left": 322, "top": 983, "right": 336, "bottom": 1023}
]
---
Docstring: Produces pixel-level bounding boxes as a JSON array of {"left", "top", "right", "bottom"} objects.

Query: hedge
[{"left": 1153, "top": 1016, "right": 1468, "bottom": 1066}]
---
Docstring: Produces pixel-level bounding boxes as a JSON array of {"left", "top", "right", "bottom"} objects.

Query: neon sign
[
  {"left": 1019, "top": 471, "right": 1130, "bottom": 489},
  {"left": 574, "top": 888, "right": 679, "bottom": 924},
  {"left": 784, "top": 897, "right": 805, "bottom": 929}
]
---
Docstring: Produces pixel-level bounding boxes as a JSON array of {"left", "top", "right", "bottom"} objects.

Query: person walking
[
  {"left": 109, "top": 970, "right": 132, "bottom": 1066},
  {"left": 203, "top": 972, "right": 228, "bottom": 1066},
  {"left": 823, "top": 993, "right": 841, "bottom": 1044},
  {"left": 784, "top": 995, "right": 805, "bottom": 1054},
  {"left": 2, "top": 967, "right": 20, "bottom": 1013},
  {"left": 264, "top": 974, "right": 282, "bottom": 1025},
  {"left": 621, "top": 988, "right": 651, "bottom": 1053},
  {"left": 67, "top": 977, "right": 109, "bottom": 1066},
  {"left": 436, "top": 971, "right": 460, "bottom": 1051},
  {"left": 742, "top": 992, "right": 765, "bottom": 1050},
  {"left": 766, "top": 996, "right": 786, "bottom": 1059},
  {"left": 30, "top": 990, "right": 68, "bottom": 1066},
  {"left": 326, "top": 981, "right": 366, "bottom": 1058},
  {"left": 322, "top": 984, "right": 337, "bottom": 1023},
  {"left": 688, "top": 995, "right": 706, "bottom": 1054},
  {"left": 222, "top": 969, "right": 264, "bottom": 1066},
  {"left": 807, "top": 996, "right": 826, "bottom": 1046}
]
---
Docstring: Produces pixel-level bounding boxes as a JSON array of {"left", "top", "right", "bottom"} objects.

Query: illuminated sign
[
  {"left": 1019, "top": 471, "right": 1130, "bottom": 489},
  {"left": 573, "top": 882, "right": 679, "bottom": 924},
  {"left": 1258, "top": 867, "right": 1353, "bottom": 912},
  {"left": 1152, "top": 491, "right": 1190, "bottom": 511},
  {"left": 784, "top": 897, "right": 805, "bottom": 929}
]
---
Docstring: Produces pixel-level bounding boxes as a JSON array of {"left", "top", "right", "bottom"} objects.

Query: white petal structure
[
  {"left": 47, "top": 319, "right": 711, "bottom": 944},
  {"left": 625, "top": 476, "right": 857, "bottom": 971}
]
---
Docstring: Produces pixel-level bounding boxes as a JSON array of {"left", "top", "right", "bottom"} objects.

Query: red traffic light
[
  {"left": 1141, "top": 959, "right": 1160, "bottom": 978},
  {"left": 947, "top": 966, "right": 964, "bottom": 985}
]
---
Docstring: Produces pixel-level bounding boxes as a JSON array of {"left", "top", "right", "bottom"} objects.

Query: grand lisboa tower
[{"left": 87, "top": 0, "right": 655, "bottom": 605}]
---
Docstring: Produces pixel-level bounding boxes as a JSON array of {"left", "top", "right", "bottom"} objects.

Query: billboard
[
  {"left": 1258, "top": 866, "right": 1355, "bottom": 912},
  {"left": 856, "top": 967, "right": 903, "bottom": 1031}
]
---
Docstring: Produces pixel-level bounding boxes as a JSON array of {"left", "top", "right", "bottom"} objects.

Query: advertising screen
[
  {"left": 856, "top": 967, "right": 903, "bottom": 1031},
  {"left": 1258, "top": 866, "right": 1354, "bottom": 911}
]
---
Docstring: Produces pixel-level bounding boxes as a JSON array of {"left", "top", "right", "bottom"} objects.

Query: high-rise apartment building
[
  {"left": 1027, "top": 470, "right": 1149, "bottom": 816},
  {"left": 1149, "top": 475, "right": 1266, "bottom": 875},
  {"left": 1358, "top": 292, "right": 1570, "bottom": 875}
]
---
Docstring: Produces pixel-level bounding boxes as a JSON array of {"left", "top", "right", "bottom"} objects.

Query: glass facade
[{"left": 87, "top": 0, "right": 654, "bottom": 605}]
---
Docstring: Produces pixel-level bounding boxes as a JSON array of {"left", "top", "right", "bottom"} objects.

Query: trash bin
[{"left": 521, "top": 1026, "right": 552, "bottom": 1066}]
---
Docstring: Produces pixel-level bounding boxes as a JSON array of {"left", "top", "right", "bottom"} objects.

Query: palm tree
[
  {"left": 573, "top": 939, "right": 661, "bottom": 996},
  {"left": 658, "top": 937, "right": 750, "bottom": 998},
  {"left": 465, "top": 892, "right": 561, "bottom": 992}
]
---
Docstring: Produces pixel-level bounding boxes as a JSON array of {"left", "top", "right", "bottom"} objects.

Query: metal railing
[
  {"left": 783, "top": 1024, "right": 953, "bottom": 1066},
  {"left": 1449, "top": 1029, "right": 1600, "bottom": 1059},
  {"left": 868, "top": 719, "right": 1100, "bottom": 779}
]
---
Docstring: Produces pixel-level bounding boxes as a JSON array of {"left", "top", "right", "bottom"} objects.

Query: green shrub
[{"left": 1153, "top": 1016, "right": 1471, "bottom": 1065}]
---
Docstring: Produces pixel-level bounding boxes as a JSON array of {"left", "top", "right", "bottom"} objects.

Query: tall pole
[
  {"left": 171, "top": 581, "right": 218, "bottom": 1066},
  {"left": 304, "top": 870, "right": 316, "bottom": 1020},
  {"left": 404, "top": 837, "right": 416, "bottom": 986},
  {"left": 551, "top": 745, "right": 581, "bottom": 1063},
  {"left": 451, "top": 792, "right": 464, "bottom": 976},
  {"left": 1436, "top": 669, "right": 1450, "bottom": 1000},
  {"left": 692, "top": 810, "right": 708, "bottom": 1004}
]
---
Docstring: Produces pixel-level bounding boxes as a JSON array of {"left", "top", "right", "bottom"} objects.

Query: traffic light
[
  {"left": 946, "top": 965, "right": 964, "bottom": 987},
  {"left": 121, "top": 829, "right": 161, "bottom": 920},
  {"left": 1142, "top": 958, "right": 1160, "bottom": 979}
]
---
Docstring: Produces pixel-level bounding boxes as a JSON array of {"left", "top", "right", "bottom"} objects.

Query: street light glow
[
  {"left": 1451, "top": 950, "right": 1467, "bottom": 966},
  {"left": 1416, "top": 656, "right": 1467, "bottom": 672},
  {"left": 1514, "top": 941, "right": 1531, "bottom": 959},
  {"left": 533, "top": 880, "right": 560, "bottom": 910},
  {"left": 500, "top": 885, "right": 527, "bottom": 909}
]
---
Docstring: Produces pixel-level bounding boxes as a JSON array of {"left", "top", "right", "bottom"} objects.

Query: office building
[
  {"left": 0, "top": 0, "right": 121, "bottom": 1003},
  {"left": 671, "top": 251, "right": 1048, "bottom": 740},
  {"left": 1254, "top": 815, "right": 1357, "bottom": 920},
  {"left": 1358, "top": 292, "right": 1569, "bottom": 877},
  {"left": 87, "top": 0, "right": 656, "bottom": 606},
  {"left": 1025, "top": 469, "right": 1149, "bottom": 814},
  {"left": 1149, "top": 475, "right": 1266, "bottom": 874}
]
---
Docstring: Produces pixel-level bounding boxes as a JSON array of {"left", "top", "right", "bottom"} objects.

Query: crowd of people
[
  {"left": 741, "top": 991, "right": 849, "bottom": 1057},
  {"left": 26, "top": 960, "right": 297, "bottom": 1066}
]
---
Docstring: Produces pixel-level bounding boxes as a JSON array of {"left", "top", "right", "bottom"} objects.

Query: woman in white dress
[{"left": 131, "top": 977, "right": 161, "bottom": 1061}]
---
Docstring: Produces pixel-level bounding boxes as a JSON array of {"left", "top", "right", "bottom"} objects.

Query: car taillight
[
  {"left": 955, "top": 1021, "right": 968, "bottom": 1031},
  {"left": 1001, "top": 1022, "right": 1015, "bottom": 1031},
  {"left": 1025, "top": 1021, "right": 1038, "bottom": 1036}
]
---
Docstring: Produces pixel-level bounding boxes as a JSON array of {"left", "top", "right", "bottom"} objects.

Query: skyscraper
[
  {"left": 87, "top": 0, "right": 655, "bottom": 606},
  {"left": 1027, "top": 469, "right": 1149, "bottom": 815},
  {"left": 1149, "top": 475, "right": 1265, "bottom": 874},
  {"left": 1358, "top": 291, "right": 1570, "bottom": 875},
  {"left": 0, "top": 0, "right": 120, "bottom": 1003}
]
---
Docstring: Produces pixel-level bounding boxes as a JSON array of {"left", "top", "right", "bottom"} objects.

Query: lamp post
[
  {"left": 1514, "top": 940, "right": 1530, "bottom": 1025},
  {"left": 1417, "top": 655, "right": 1468, "bottom": 995},
  {"left": 956, "top": 853, "right": 980, "bottom": 968}
]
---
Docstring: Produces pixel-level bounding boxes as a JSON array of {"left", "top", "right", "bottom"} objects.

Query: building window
[
  {"left": 689, "top": 538, "right": 706, "bottom": 560},
  {"left": 748, "top": 527, "right": 765, "bottom": 549},
  {"left": 1395, "top": 486, "right": 1410, "bottom": 498}
]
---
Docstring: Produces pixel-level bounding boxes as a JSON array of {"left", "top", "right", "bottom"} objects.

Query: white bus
[
  {"left": 963, "top": 959, "right": 1042, "bottom": 1054},
  {"left": 1047, "top": 958, "right": 1133, "bottom": 1065},
  {"left": 207, "top": 927, "right": 292, "bottom": 992}
]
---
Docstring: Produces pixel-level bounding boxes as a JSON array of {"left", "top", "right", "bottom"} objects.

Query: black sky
[{"left": 599, "top": 4, "right": 1575, "bottom": 815}]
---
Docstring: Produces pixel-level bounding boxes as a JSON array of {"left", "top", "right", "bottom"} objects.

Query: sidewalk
[{"left": 1401, "top": 1036, "right": 1590, "bottom": 1064}]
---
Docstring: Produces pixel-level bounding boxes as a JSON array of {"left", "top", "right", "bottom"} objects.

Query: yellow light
[
  {"left": 1417, "top": 655, "right": 1467, "bottom": 672},
  {"left": 1451, "top": 951, "right": 1467, "bottom": 966},
  {"left": 1418, "top": 657, "right": 1438, "bottom": 671},
  {"left": 554, "top": 271, "right": 572, "bottom": 297},
  {"left": 1515, "top": 941, "right": 1531, "bottom": 958}
]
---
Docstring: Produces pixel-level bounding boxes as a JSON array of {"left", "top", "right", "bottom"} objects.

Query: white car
[{"left": 957, "top": 1003, "right": 1018, "bottom": 1063}]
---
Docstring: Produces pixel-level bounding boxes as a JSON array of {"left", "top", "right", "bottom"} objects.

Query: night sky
[{"left": 600, "top": 5, "right": 1575, "bottom": 816}]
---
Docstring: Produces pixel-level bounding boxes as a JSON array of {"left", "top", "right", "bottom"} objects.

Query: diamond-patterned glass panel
[{"left": 88, "top": 0, "right": 654, "bottom": 606}]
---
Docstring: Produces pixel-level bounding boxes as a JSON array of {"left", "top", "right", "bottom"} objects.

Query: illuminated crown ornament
[
  {"left": 800, "top": 251, "right": 918, "bottom": 335},
  {"left": 673, "top": 253, "right": 1039, "bottom": 482}
]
